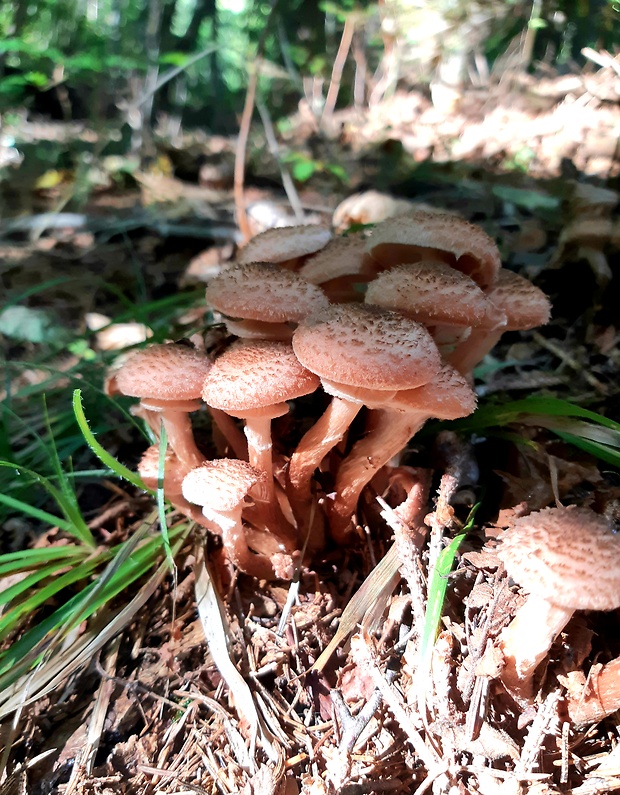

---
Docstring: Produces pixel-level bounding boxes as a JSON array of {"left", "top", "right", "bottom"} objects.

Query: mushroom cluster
[{"left": 109, "top": 211, "right": 551, "bottom": 579}]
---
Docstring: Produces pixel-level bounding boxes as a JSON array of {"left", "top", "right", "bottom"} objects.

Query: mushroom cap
[
  {"left": 237, "top": 225, "right": 332, "bottom": 265},
  {"left": 385, "top": 364, "right": 477, "bottom": 419},
  {"left": 298, "top": 235, "right": 370, "bottom": 284},
  {"left": 497, "top": 506, "right": 620, "bottom": 611},
  {"left": 365, "top": 211, "right": 501, "bottom": 288},
  {"left": 292, "top": 303, "right": 442, "bottom": 391},
  {"left": 485, "top": 270, "right": 551, "bottom": 330},
  {"left": 205, "top": 262, "right": 329, "bottom": 323},
  {"left": 203, "top": 340, "right": 320, "bottom": 413},
  {"left": 114, "top": 343, "right": 212, "bottom": 401},
  {"left": 365, "top": 261, "right": 506, "bottom": 329},
  {"left": 182, "top": 459, "right": 266, "bottom": 511}
]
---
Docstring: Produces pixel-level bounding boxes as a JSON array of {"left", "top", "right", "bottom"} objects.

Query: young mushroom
[
  {"left": 202, "top": 340, "right": 320, "bottom": 545},
  {"left": 182, "top": 460, "right": 294, "bottom": 580},
  {"left": 364, "top": 211, "right": 502, "bottom": 289},
  {"left": 445, "top": 269, "right": 551, "bottom": 375},
  {"left": 109, "top": 343, "right": 211, "bottom": 470},
  {"left": 496, "top": 506, "right": 620, "bottom": 700},
  {"left": 205, "top": 262, "right": 329, "bottom": 340}
]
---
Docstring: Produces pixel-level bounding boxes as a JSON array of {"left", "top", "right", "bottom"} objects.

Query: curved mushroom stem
[
  {"left": 287, "top": 397, "right": 363, "bottom": 501},
  {"left": 445, "top": 328, "right": 503, "bottom": 375},
  {"left": 209, "top": 408, "right": 248, "bottom": 460},
  {"left": 567, "top": 657, "right": 620, "bottom": 727},
  {"left": 329, "top": 410, "right": 427, "bottom": 543},
  {"left": 160, "top": 408, "right": 205, "bottom": 470},
  {"left": 244, "top": 410, "right": 298, "bottom": 549},
  {"left": 201, "top": 503, "right": 290, "bottom": 580},
  {"left": 499, "top": 593, "right": 574, "bottom": 699}
]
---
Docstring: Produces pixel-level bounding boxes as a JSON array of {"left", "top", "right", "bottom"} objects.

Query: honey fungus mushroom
[
  {"left": 289, "top": 303, "right": 442, "bottom": 508},
  {"left": 109, "top": 343, "right": 211, "bottom": 470},
  {"left": 496, "top": 506, "right": 620, "bottom": 699},
  {"left": 365, "top": 211, "right": 502, "bottom": 289},
  {"left": 205, "top": 262, "right": 329, "bottom": 340},
  {"left": 182, "top": 460, "right": 294, "bottom": 580},
  {"left": 237, "top": 224, "right": 332, "bottom": 270}
]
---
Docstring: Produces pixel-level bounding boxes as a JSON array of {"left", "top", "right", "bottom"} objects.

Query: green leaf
[{"left": 292, "top": 159, "right": 317, "bottom": 182}]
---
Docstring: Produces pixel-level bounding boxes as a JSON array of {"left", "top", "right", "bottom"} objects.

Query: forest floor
[{"left": 1, "top": 64, "right": 620, "bottom": 794}]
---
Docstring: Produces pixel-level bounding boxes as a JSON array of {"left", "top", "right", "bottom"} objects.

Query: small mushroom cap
[
  {"left": 205, "top": 262, "right": 329, "bottom": 323},
  {"left": 114, "top": 344, "right": 212, "bottom": 401},
  {"left": 203, "top": 341, "right": 320, "bottom": 413},
  {"left": 497, "top": 506, "right": 620, "bottom": 611},
  {"left": 385, "top": 364, "right": 477, "bottom": 419},
  {"left": 365, "top": 211, "right": 501, "bottom": 288},
  {"left": 237, "top": 225, "right": 332, "bottom": 265},
  {"left": 485, "top": 270, "right": 551, "bottom": 330},
  {"left": 365, "top": 261, "right": 506, "bottom": 329},
  {"left": 292, "top": 303, "right": 442, "bottom": 391},
  {"left": 182, "top": 459, "right": 266, "bottom": 511},
  {"left": 298, "top": 235, "right": 370, "bottom": 284}
]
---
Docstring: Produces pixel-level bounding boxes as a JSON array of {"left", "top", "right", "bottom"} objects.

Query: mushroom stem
[
  {"left": 287, "top": 397, "right": 362, "bottom": 501},
  {"left": 209, "top": 408, "right": 248, "bottom": 460},
  {"left": 201, "top": 503, "right": 284, "bottom": 580},
  {"left": 159, "top": 408, "right": 205, "bottom": 470},
  {"left": 244, "top": 412, "right": 298, "bottom": 549},
  {"left": 329, "top": 410, "right": 427, "bottom": 543},
  {"left": 445, "top": 327, "right": 503, "bottom": 375},
  {"left": 567, "top": 657, "right": 620, "bottom": 727},
  {"left": 499, "top": 593, "right": 574, "bottom": 697}
]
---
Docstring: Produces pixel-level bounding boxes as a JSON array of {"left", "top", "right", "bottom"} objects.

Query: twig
[
  {"left": 255, "top": 97, "right": 304, "bottom": 222},
  {"left": 321, "top": 12, "right": 356, "bottom": 125},
  {"left": 233, "top": 0, "right": 280, "bottom": 244}
]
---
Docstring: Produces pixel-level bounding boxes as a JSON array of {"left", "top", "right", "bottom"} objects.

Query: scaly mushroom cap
[
  {"left": 203, "top": 340, "right": 320, "bottom": 414},
  {"left": 298, "top": 235, "right": 370, "bottom": 284},
  {"left": 365, "top": 211, "right": 501, "bottom": 288},
  {"left": 497, "top": 506, "right": 620, "bottom": 611},
  {"left": 292, "top": 303, "right": 442, "bottom": 391},
  {"left": 385, "top": 364, "right": 477, "bottom": 419},
  {"left": 205, "top": 262, "right": 329, "bottom": 323},
  {"left": 237, "top": 225, "right": 332, "bottom": 265},
  {"left": 485, "top": 269, "right": 551, "bottom": 330},
  {"left": 365, "top": 261, "right": 505, "bottom": 329},
  {"left": 114, "top": 343, "right": 212, "bottom": 401},
  {"left": 182, "top": 459, "right": 267, "bottom": 512}
]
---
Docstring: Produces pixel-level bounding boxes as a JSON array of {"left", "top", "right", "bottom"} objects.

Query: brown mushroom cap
[
  {"left": 292, "top": 303, "right": 442, "bottom": 391},
  {"left": 115, "top": 344, "right": 212, "bottom": 401},
  {"left": 365, "top": 261, "right": 505, "bottom": 329},
  {"left": 497, "top": 506, "right": 620, "bottom": 611},
  {"left": 182, "top": 459, "right": 267, "bottom": 513},
  {"left": 237, "top": 225, "right": 332, "bottom": 265},
  {"left": 365, "top": 211, "right": 501, "bottom": 288},
  {"left": 298, "top": 235, "right": 370, "bottom": 284},
  {"left": 205, "top": 262, "right": 329, "bottom": 323},
  {"left": 385, "top": 364, "right": 477, "bottom": 419},
  {"left": 485, "top": 269, "right": 551, "bottom": 330},
  {"left": 203, "top": 340, "right": 320, "bottom": 414}
]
